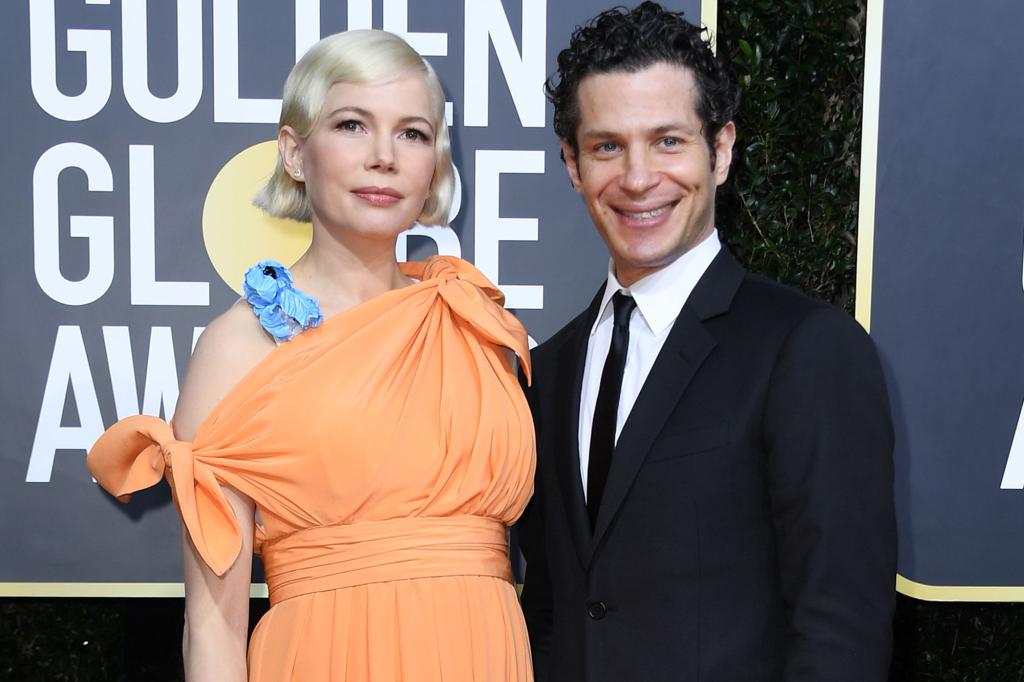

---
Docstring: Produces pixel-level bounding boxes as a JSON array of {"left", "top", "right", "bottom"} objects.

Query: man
[{"left": 517, "top": 3, "right": 897, "bottom": 680}]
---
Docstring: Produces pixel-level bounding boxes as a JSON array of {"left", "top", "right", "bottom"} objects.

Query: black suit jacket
[{"left": 518, "top": 249, "right": 896, "bottom": 682}]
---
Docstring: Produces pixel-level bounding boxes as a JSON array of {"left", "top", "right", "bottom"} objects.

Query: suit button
[{"left": 586, "top": 601, "right": 607, "bottom": 620}]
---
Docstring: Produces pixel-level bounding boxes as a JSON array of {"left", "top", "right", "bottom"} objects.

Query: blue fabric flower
[{"left": 242, "top": 260, "right": 323, "bottom": 342}]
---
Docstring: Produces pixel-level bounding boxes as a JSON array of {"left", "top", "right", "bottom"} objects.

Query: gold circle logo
[{"left": 202, "top": 141, "right": 312, "bottom": 294}]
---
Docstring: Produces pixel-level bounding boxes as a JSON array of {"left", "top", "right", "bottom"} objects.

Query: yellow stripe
[
  {"left": 855, "top": 0, "right": 885, "bottom": 332},
  {"left": 8, "top": 577, "right": 1023, "bottom": 602},
  {"left": 701, "top": 0, "right": 719, "bottom": 53},
  {"left": 0, "top": 583, "right": 269, "bottom": 598},
  {"left": 897, "top": 574, "right": 1024, "bottom": 601}
]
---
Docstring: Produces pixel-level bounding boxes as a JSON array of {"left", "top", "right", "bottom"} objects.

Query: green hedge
[
  {"left": 2, "top": 2, "right": 1021, "bottom": 680},
  {"left": 718, "top": 0, "right": 863, "bottom": 310}
]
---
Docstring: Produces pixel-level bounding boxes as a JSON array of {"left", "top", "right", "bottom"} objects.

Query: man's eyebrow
[
  {"left": 578, "top": 123, "right": 699, "bottom": 140},
  {"left": 650, "top": 123, "right": 699, "bottom": 136},
  {"left": 578, "top": 128, "right": 620, "bottom": 141}
]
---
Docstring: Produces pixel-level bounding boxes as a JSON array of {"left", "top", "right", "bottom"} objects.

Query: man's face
[{"left": 563, "top": 62, "right": 735, "bottom": 286}]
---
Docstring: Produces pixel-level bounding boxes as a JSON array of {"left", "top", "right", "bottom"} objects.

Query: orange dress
[{"left": 87, "top": 256, "right": 535, "bottom": 681}]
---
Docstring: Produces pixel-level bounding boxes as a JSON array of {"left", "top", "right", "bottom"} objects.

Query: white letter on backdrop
[
  {"left": 213, "top": 0, "right": 280, "bottom": 122},
  {"left": 383, "top": 0, "right": 448, "bottom": 56},
  {"left": 26, "top": 326, "right": 104, "bottom": 482},
  {"left": 1001, "top": 252, "right": 1024, "bottom": 488},
  {"left": 29, "top": 0, "right": 112, "bottom": 121},
  {"left": 464, "top": 0, "right": 546, "bottom": 127},
  {"left": 129, "top": 146, "right": 209, "bottom": 306},
  {"left": 33, "top": 143, "right": 114, "bottom": 306},
  {"left": 1001, "top": 405, "right": 1024, "bottom": 488},
  {"left": 122, "top": 0, "right": 203, "bottom": 122},
  {"left": 347, "top": 0, "right": 372, "bottom": 29},
  {"left": 294, "top": 0, "right": 320, "bottom": 60},
  {"left": 473, "top": 150, "right": 544, "bottom": 309}
]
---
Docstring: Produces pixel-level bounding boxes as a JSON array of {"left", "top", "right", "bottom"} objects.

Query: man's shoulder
[
  {"left": 734, "top": 270, "right": 838, "bottom": 320},
  {"left": 732, "top": 271, "right": 871, "bottom": 349}
]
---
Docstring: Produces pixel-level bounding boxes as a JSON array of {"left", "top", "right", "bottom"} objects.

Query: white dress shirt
[{"left": 578, "top": 230, "right": 721, "bottom": 497}]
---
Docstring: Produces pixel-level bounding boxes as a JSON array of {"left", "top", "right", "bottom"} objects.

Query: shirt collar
[{"left": 590, "top": 230, "right": 721, "bottom": 337}]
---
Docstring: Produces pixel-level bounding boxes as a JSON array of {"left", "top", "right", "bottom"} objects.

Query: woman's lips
[{"left": 352, "top": 186, "right": 404, "bottom": 206}]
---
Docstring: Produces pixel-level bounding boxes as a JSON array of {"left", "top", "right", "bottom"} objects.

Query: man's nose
[{"left": 619, "top": 149, "right": 658, "bottom": 194}]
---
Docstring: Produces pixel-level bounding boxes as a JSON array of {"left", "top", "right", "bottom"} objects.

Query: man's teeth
[{"left": 621, "top": 206, "right": 669, "bottom": 219}]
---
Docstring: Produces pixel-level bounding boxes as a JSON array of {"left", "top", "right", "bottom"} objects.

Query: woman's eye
[
  {"left": 401, "top": 128, "right": 430, "bottom": 142},
  {"left": 337, "top": 120, "right": 362, "bottom": 131}
]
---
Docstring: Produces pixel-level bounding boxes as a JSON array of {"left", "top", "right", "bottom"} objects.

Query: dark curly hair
[{"left": 546, "top": 1, "right": 739, "bottom": 164}]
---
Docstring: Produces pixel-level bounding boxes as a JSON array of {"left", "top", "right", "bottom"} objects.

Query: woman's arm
[
  {"left": 181, "top": 486, "right": 254, "bottom": 682},
  {"left": 173, "top": 301, "right": 276, "bottom": 681}
]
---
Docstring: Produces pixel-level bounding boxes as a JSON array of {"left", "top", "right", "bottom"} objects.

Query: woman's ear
[{"left": 279, "top": 126, "right": 304, "bottom": 181}]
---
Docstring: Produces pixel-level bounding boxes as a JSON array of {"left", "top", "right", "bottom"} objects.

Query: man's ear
[
  {"left": 714, "top": 121, "right": 736, "bottom": 186},
  {"left": 560, "top": 140, "right": 583, "bottom": 193},
  {"left": 279, "top": 126, "right": 304, "bottom": 180}
]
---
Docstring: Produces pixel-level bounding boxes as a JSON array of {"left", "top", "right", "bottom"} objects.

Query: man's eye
[
  {"left": 660, "top": 137, "right": 680, "bottom": 147},
  {"left": 597, "top": 142, "right": 619, "bottom": 153}
]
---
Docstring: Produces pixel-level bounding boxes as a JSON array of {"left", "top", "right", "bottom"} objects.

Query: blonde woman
[{"left": 89, "top": 30, "right": 535, "bottom": 681}]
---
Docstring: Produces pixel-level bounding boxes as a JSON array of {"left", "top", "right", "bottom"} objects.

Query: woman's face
[{"left": 291, "top": 74, "right": 438, "bottom": 242}]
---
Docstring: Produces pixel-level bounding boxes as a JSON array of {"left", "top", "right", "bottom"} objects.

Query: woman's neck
[{"left": 289, "top": 229, "right": 412, "bottom": 317}]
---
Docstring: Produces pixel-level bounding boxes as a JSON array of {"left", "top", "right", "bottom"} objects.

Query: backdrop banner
[
  {"left": 861, "top": 0, "right": 1024, "bottom": 599},
  {"left": 1, "top": 0, "right": 706, "bottom": 594}
]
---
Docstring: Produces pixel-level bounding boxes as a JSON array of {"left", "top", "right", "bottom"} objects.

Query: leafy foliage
[
  {"left": 891, "top": 599, "right": 1024, "bottom": 680},
  {"left": 718, "top": 0, "right": 865, "bottom": 310},
  {"left": 0, "top": 599, "right": 124, "bottom": 681}
]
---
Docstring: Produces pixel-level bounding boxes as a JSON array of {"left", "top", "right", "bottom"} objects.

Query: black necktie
[{"left": 587, "top": 291, "right": 637, "bottom": 527}]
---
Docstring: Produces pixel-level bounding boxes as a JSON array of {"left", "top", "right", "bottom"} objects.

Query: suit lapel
[
  {"left": 588, "top": 250, "right": 745, "bottom": 558},
  {"left": 551, "top": 285, "right": 606, "bottom": 568}
]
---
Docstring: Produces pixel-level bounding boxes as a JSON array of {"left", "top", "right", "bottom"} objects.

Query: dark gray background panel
[{"left": 871, "top": 0, "right": 1024, "bottom": 586}]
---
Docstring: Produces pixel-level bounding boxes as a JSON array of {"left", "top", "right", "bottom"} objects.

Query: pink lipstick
[{"left": 352, "top": 186, "right": 404, "bottom": 207}]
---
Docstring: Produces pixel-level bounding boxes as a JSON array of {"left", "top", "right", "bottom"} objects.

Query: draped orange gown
[{"left": 87, "top": 256, "right": 535, "bottom": 681}]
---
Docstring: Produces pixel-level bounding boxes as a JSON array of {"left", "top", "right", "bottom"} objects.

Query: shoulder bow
[
  {"left": 404, "top": 256, "right": 532, "bottom": 383},
  {"left": 86, "top": 416, "right": 242, "bottom": 576}
]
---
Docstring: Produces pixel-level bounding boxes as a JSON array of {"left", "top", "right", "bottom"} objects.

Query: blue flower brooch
[{"left": 242, "top": 260, "right": 323, "bottom": 342}]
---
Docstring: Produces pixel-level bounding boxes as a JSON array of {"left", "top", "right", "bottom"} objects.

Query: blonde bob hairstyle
[{"left": 254, "top": 30, "right": 454, "bottom": 226}]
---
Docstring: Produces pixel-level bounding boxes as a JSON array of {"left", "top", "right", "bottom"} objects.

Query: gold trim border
[
  {"left": 896, "top": 575, "right": 1024, "bottom": 602},
  {"left": 7, "top": 579, "right": 1024, "bottom": 602},
  {"left": 855, "top": 0, "right": 884, "bottom": 333},
  {"left": 702, "top": 0, "right": 718, "bottom": 52},
  {"left": 0, "top": 583, "right": 269, "bottom": 598}
]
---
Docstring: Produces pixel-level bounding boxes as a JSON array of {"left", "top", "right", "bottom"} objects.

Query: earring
[{"left": 293, "top": 168, "right": 301, "bottom": 178}]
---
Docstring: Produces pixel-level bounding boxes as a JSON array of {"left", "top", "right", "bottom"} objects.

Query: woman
[{"left": 87, "top": 30, "right": 535, "bottom": 681}]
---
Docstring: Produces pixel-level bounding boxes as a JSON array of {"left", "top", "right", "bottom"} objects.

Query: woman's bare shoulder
[{"left": 173, "top": 300, "right": 276, "bottom": 441}]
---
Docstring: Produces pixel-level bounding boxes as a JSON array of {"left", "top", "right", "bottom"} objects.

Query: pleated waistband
[{"left": 260, "top": 515, "right": 512, "bottom": 604}]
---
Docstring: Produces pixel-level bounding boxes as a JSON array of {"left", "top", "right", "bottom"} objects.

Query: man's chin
[{"left": 612, "top": 254, "right": 678, "bottom": 285}]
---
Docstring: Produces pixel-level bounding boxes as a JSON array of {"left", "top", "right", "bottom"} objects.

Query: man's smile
[{"left": 611, "top": 202, "right": 677, "bottom": 226}]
